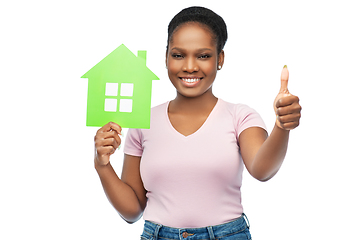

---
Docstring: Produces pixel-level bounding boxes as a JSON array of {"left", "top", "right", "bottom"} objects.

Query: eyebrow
[{"left": 171, "top": 47, "right": 213, "bottom": 52}]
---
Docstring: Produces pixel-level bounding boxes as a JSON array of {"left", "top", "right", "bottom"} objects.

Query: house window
[{"left": 104, "top": 83, "right": 133, "bottom": 112}]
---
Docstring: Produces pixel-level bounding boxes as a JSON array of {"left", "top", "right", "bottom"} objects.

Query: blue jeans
[{"left": 140, "top": 213, "right": 252, "bottom": 240}]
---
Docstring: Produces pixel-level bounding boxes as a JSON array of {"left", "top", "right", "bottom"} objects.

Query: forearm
[
  {"left": 95, "top": 162, "right": 143, "bottom": 223},
  {"left": 250, "top": 124, "right": 290, "bottom": 181}
]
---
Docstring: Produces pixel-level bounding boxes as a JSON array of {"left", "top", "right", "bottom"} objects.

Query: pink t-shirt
[{"left": 123, "top": 99, "right": 266, "bottom": 228}]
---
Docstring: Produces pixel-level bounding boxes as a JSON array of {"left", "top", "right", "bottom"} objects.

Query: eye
[
  {"left": 171, "top": 53, "right": 183, "bottom": 59},
  {"left": 198, "top": 54, "right": 211, "bottom": 59}
]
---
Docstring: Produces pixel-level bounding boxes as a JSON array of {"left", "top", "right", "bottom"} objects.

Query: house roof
[{"left": 81, "top": 44, "right": 159, "bottom": 82}]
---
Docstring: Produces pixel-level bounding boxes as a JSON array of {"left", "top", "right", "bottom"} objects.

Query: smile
[{"left": 180, "top": 78, "right": 201, "bottom": 83}]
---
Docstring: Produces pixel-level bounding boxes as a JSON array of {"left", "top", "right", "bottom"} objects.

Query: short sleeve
[
  {"left": 234, "top": 104, "right": 267, "bottom": 138},
  {"left": 123, "top": 128, "right": 143, "bottom": 157}
]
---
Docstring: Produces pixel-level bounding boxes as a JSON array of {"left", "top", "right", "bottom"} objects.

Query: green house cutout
[{"left": 81, "top": 44, "right": 159, "bottom": 128}]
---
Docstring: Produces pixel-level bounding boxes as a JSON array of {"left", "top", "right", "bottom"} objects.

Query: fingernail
[{"left": 283, "top": 65, "right": 287, "bottom": 69}]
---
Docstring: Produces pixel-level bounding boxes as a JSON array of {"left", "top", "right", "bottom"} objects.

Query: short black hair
[{"left": 167, "top": 6, "right": 228, "bottom": 54}]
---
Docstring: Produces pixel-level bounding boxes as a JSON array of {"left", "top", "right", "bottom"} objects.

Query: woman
[{"left": 94, "top": 6, "right": 301, "bottom": 240}]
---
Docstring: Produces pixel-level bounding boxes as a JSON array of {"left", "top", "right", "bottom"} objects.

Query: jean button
[{"left": 182, "top": 232, "right": 189, "bottom": 238}]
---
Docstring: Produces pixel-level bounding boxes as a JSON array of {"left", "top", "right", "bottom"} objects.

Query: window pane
[
  {"left": 104, "top": 98, "right": 117, "bottom": 112},
  {"left": 119, "top": 99, "right": 132, "bottom": 112},
  {"left": 120, "top": 83, "right": 134, "bottom": 97},
  {"left": 105, "top": 83, "right": 118, "bottom": 96}
]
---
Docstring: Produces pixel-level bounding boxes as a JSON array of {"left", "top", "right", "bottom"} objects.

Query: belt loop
[
  {"left": 207, "top": 226, "right": 216, "bottom": 240},
  {"left": 243, "top": 213, "right": 250, "bottom": 229},
  {"left": 153, "top": 223, "right": 162, "bottom": 240}
]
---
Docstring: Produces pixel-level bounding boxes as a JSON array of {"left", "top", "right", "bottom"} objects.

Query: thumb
[{"left": 280, "top": 65, "right": 289, "bottom": 94}]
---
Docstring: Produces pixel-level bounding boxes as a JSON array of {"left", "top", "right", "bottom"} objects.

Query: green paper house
[{"left": 81, "top": 44, "right": 159, "bottom": 128}]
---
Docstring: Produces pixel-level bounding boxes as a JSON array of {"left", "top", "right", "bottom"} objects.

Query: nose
[{"left": 182, "top": 57, "right": 198, "bottom": 73}]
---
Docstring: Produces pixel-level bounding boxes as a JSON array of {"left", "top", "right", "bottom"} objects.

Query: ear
[{"left": 218, "top": 50, "right": 225, "bottom": 69}]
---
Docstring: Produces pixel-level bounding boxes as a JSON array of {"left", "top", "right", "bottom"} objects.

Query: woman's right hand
[{"left": 94, "top": 122, "right": 122, "bottom": 167}]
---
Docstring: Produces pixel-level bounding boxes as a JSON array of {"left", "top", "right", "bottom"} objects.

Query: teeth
[{"left": 182, "top": 78, "right": 200, "bottom": 83}]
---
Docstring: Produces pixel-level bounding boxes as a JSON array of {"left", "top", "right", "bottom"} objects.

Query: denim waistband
[{"left": 142, "top": 213, "right": 250, "bottom": 240}]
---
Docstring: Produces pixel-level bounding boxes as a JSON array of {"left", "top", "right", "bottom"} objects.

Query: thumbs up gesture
[{"left": 273, "top": 65, "right": 302, "bottom": 130}]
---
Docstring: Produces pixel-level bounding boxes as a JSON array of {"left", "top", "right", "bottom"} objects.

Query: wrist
[
  {"left": 273, "top": 122, "right": 290, "bottom": 140},
  {"left": 94, "top": 158, "right": 111, "bottom": 170}
]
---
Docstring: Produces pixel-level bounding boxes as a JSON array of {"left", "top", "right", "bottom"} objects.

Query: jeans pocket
[
  {"left": 140, "top": 236, "right": 153, "bottom": 240},
  {"left": 218, "top": 226, "right": 252, "bottom": 240},
  {"left": 140, "top": 231, "right": 153, "bottom": 240}
]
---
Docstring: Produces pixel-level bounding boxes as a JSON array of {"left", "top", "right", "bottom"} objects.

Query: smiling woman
[
  {"left": 166, "top": 22, "right": 224, "bottom": 99},
  {"left": 93, "top": 6, "right": 301, "bottom": 240}
]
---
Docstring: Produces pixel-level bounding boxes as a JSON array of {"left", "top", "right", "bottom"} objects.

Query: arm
[
  {"left": 240, "top": 66, "right": 301, "bottom": 181},
  {"left": 94, "top": 122, "right": 147, "bottom": 223},
  {"left": 239, "top": 126, "right": 289, "bottom": 182}
]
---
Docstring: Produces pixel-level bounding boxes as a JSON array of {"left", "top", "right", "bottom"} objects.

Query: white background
[{"left": 1, "top": 0, "right": 359, "bottom": 239}]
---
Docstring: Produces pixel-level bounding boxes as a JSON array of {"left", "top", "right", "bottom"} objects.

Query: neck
[{"left": 170, "top": 89, "right": 218, "bottom": 114}]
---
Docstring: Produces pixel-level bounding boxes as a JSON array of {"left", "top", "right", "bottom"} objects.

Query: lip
[{"left": 179, "top": 77, "right": 203, "bottom": 88}]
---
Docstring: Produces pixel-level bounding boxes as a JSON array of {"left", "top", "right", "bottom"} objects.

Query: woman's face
[{"left": 166, "top": 22, "right": 224, "bottom": 98}]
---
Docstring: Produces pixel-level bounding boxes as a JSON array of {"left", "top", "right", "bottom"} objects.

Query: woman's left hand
[{"left": 273, "top": 66, "right": 302, "bottom": 130}]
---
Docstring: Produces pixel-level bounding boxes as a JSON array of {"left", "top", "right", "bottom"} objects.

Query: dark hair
[{"left": 167, "top": 6, "right": 228, "bottom": 54}]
